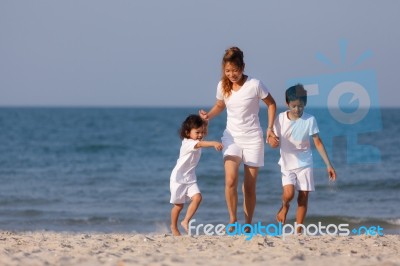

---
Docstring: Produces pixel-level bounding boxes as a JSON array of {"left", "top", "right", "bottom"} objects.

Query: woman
[{"left": 199, "top": 47, "right": 277, "bottom": 225}]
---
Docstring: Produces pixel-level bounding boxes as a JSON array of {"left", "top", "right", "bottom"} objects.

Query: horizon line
[{"left": 0, "top": 105, "right": 397, "bottom": 109}]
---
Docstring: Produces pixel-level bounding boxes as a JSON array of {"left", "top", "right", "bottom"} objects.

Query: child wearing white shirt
[
  {"left": 269, "top": 84, "right": 336, "bottom": 233},
  {"left": 170, "top": 114, "right": 223, "bottom": 236}
]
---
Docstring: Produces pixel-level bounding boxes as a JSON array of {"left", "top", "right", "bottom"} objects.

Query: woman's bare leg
[
  {"left": 242, "top": 165, "right": 258, "bottom": 224},
  {"left": 224, "top": 156, "right": 241, "bottom": 224}
]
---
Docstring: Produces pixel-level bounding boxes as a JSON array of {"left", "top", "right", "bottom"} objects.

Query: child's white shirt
[
  {"left": 274, "top": 111, "right": 319, "bottom": 171},
  {"left": 170, "top": 138, "right": 201, "bottom": 184}
]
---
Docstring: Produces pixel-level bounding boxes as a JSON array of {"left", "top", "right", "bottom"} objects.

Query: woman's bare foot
[
  {"left": 276, "top": 202, "right": 290, "bottom": 224},
  {"left": 227, "top": 219, "right": 237, "bottom": 233},
  {"left": 170, "top": 225, "right": 181, "bottom": 236}
]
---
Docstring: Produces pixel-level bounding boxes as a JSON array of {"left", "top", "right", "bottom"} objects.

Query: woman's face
[{"left": 224, "top": 62, "right": 244, "bottom": 84}]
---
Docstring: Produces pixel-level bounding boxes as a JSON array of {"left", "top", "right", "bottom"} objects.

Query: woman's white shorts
[
  {"left": 281, "top": 166, "right": 315, "bottom": 191},
  {"left": 221, "top": 130, "right": 264, "bottom": 167},
  {"left": 170, "top": 181, "right": 201, "bottom": 204}
]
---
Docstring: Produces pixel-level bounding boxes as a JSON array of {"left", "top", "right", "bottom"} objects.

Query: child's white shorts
[
  {"left": 170, "top": 181, "right": 201, "bottom": 204},
  {"left": 281, "top": 166, "right": 315, "bottom": 191},
  {"left": 221, "top": 130, "right": 264, "bottom": 167}
]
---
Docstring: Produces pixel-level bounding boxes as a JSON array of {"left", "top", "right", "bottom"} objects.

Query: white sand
[{"left": 0, "top": 231, "right": 399, "bottom": 266}]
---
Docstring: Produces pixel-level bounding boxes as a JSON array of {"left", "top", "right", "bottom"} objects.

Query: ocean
[{"left": 0, "top": 107, "right": 399, "bottom": 235}]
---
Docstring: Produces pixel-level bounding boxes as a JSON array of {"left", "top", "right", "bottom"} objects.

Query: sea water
[{"left": 0, "top": 107, "right": 399, "bottom": 234}]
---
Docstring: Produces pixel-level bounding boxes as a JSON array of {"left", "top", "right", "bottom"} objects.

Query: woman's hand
[{"left": 199, "top": 109, "right": 209, "bottom": 121}]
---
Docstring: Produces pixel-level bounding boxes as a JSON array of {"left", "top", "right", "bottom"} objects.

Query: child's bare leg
[
  {"left": 276, "top": 185, "right": 295, "bottom": 224},
  {"left": 181, "top": 193, "right": 202, "bottom": 233},
  {"left": 171, "top": 203, "right": 184, "bottom": 236},
  {"left": 296, "top": 191, "right": 309, "bottom": 233}
]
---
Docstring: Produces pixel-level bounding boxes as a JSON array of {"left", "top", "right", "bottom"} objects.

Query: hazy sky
[{"left": 1, "top": 1, "right": 399, "bottom": 107}]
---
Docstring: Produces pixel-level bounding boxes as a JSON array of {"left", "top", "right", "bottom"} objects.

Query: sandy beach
[{"left": 0, "top": 231, "right": 398, "bottom": 266}]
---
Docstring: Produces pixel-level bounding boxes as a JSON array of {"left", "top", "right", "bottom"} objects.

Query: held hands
[
  {"left": 199, "top": 109, "right": 209, "bottom": 121},
  {"left": 267, "top": 129, "right": 279, "bottom": 148}
]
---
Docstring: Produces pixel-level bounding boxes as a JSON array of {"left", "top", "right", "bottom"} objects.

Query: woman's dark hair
[
  {"left": 179, "top": 114, "right": 205, "bottom": 139},
  {"left": 221, "top": 47, "right": 245, "bottom": 97},
  {"left": 285, "top": 84, "right": 307, "bottom": 106}
]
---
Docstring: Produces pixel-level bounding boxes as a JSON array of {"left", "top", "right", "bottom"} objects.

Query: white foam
[{"left": 387, "top": 218, "right": 400, "bottom": 226}]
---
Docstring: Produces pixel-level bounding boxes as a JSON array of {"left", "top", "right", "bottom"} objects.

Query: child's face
[
  {"left": 287, "top": 99, "right": 305, "bottom": 119},
  {"left": 188, "top": 126, "right": 205, "bottom": 141},
  {"left": 224, "top": 62, "right": 244, "bottom": 84}
]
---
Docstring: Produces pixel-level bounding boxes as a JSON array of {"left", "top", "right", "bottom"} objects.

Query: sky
[{"left": 0, "top": 0, "right": 399, "bottom": 108}]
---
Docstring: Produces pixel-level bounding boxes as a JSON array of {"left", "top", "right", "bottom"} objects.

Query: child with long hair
[{"left": 170, "top": 114, "right": 223, "bottom": 236}]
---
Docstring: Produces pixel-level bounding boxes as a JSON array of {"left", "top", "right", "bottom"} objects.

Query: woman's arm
[
  {"left": 199, "top": 99, "right": 225, "bottom": 121},
  {"left": 262, "top": 94, "right": 278, "bottom": 140}
]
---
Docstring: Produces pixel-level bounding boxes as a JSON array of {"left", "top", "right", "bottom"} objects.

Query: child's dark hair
[
  {"left": 179, "top": 114, "right": 205, "bottom": 139},
  {"left": 285, "top": 84, "right": 307, "bottom": 106}
]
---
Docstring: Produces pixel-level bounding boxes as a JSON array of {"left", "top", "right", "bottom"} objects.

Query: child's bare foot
[
  {"left": 180, "top": 220, "right": 189, "bottom": 233},
  {"left": 170, "top": 225, "right": 181, "bottom": 236},
  {"left": 276, "top": 202, "right": 290, "bottom": 224},
  {"left": 296, "top": 227, "right": 305, "bottom": 235}
]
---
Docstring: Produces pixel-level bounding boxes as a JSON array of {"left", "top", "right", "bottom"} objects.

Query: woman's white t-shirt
[{"left": 216, "top": 76, "right": 269, "bottom": 139}]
